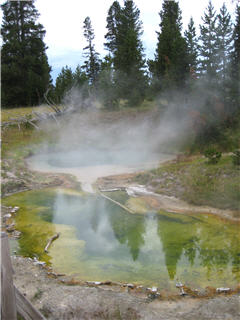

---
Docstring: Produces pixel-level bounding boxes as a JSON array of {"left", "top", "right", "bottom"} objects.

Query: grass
[
  {"left": 32, "top": 288, "right": 43, "bottom": 301},
  {"left": 181, "top": 156, "right": 240, "bottom": 210},
  {"left": 1, "top": 109, "right": 60, "bottom": 158},
  {"left": 135, "top": 155, "right": 240, "bottom": 211},
  {"left": 1, "top": 105, "right": 53, "bottom": 122},
  {"left": 2, "top": 126, "right": 41, "bottom": 157},
  {"left": 1, "top": 114, "right": 62, "bottom": 196},
  {"left": 1, "top": 105, "right": 56, "bottom": 159}
]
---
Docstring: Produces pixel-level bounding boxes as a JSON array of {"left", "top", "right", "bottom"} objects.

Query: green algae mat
[{"left": 3, "top": 188, "right": 240, "bottom": 291}]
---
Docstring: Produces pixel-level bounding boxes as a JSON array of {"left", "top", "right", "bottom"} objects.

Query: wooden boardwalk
[{"left": 1, "top": 232, "right": 46, "bottom": 320}]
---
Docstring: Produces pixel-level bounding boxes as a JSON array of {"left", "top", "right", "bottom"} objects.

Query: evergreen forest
[{"left": 1, "top": 0, "right": 240, "bottom": 148}]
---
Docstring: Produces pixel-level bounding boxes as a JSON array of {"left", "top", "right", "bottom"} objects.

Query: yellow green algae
[
  {"left": 2, "top": 188, "right": 240, "bottom": 291},
  {"left": 126, "top": 197, "right": 150, "bottom": 214},
  {"left": 49, "top": 224, "right": 86, "bottom": 274}
]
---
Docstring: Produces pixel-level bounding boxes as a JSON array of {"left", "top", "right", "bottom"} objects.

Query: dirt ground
[{"left": 12, "top": 256, "right": 240, "bottom": 320}]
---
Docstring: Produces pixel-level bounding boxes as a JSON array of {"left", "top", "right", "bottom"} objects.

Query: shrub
[
  {"left": 204, "top": 148, "right": 222, "bottom": 164},
  {"left": 232, "top": 150, "right": 240, "bottom": 166}
]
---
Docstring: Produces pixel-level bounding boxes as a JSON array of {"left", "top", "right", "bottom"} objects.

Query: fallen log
[
  {"left": 44, "top": 233, "right": 60, "bottom": 253},
  {"left": 1, "top": 116, "right": 40, "bottom": 130},
  {"left": 99, "top": 187, "right": 126, "bottom": 192},
  {"left": 99, "top": 192, "right": 134, "bottom": 214}
]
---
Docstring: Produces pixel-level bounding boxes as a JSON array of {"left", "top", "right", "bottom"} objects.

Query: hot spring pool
[{"left": 3, "top": 188, "right": 240, "bottom": 291}]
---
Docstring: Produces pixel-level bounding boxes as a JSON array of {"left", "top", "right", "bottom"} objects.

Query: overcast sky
[{"left": 1, "top": 0, "right": 238, "bottom": 81}]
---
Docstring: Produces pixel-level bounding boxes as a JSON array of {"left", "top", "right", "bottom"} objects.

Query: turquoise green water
[{"left": 3, "top": 188, "right": 240, "bottom": 290}]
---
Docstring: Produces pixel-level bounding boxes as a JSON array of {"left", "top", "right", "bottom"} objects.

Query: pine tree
[
  {"left": 195, "top": 2, "right": 233, "bottom": 143},
  {"left": 97, "top": 55, "right": 118, "bottom": 109},
  {"left": 216, "top": 3, "right": 233, "bottom": 82},
  {"left": 73, "top": 65, "right": 88, "bottom": 88},
  {"left": 114, "top": 0, "right": 145, "bottom": 73},
  {"left": 104, "top": 0, "right": 146, "bottom": 105},
  {"left": 231, "top": 4, "right": 240, "bottom": 115},
  {"left": 153, "top": 0, "right": 188, "bottom": 91},
  {"left": 54, "top": 66, "right": 74, "bottom": 103},
  {"left": 1, "top": 0, "right": 51, "bottom": 107},
  {"left": 104, "top": 1, "right": 121, "bottom": 58},
  {"left": 184, "top": 17, "right": 199, "bottom": 75},
  {"left": 214, "top": 2, "right": 234, "bottom": 118},
  {"left": 199, "top": 1, "right": 218, "bottom": 83},
  {"left": 82, "top": 16, "right": 100, "bottom": 85}
]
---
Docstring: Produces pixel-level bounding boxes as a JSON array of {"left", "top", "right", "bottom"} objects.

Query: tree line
[
  {"left": 1, "top": 0, "right": 51, "bottom": 107},
  {"left": 1, "top": 1, "right": 240, "bottom": 123}
]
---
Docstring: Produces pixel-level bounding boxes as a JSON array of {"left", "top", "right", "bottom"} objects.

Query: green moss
[
  {"left": 126, "top": 197, "right": 149, "bottom": 214},
  {"left": 2, "top": 188, "right": 82, "bottom": 263},
  {"left": 48, "top": 224, "right": 86, "bottom": 274}
]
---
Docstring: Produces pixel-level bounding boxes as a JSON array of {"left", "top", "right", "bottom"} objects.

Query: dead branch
[
  {"left": 27, "top": 120, "right": 40, "bottom": 130},
  {"left": 1, "top": 114, "right": 40, "bottom": 130},
  {"left": 98, "top": 192, "right": 134, "bottom": 214},
  {"left": 44, "top": 233, "right": 60, "bottom": 253},
  {"left": 44, "top": 88, "right": 62, "bottom": 114},
  {"left": 50, "top": 112, "right": 60, "bottom": 125}
]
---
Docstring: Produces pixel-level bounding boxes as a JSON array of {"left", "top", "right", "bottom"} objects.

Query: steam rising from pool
[{"left": 28, "top": 110, "right": 184, "bottom": 191}]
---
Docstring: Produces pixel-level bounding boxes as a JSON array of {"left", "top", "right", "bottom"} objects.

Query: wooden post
[
  {"left": 15, "top": 286, "right": 46, "bottom": 320},
  {"left": 1, "top": 232, "right": 17, "bottom": 320},
  {"left": 1, "top": 232, "right": 46, "bottom": 320}
]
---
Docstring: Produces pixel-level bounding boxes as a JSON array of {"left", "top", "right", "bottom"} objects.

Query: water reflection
[
  {"left": 108, "top": 201, "right": 146, "bottom": 261},
  {"left": 5, "top": 188, "right": 240, "bottom": 287},
  {"left": 51, "top": 190, "right": 240, "bottom": 284}
]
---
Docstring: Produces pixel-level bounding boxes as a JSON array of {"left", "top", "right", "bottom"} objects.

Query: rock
[
  {"left": 86, "top": 281, "right": 102, "bottom": 286},
  {"left": 6, "top": 171, "right": 17, "bottom": 179},
  {"left": 147, "top": 287, "right": 160, "bottom": 300},
  {"left": 33, "top": 257, "right": 46, "bottom": 266},
  {"left": 3, "top": 213, "right": 12, "bottom": 219},
  {"left": 176, "top": 282, "right": 187, "bottom": 296},
  {"left": 123, "top": 283, "right": 135, "bottom": 289},
  {"left": 12, "top": 230, "right": 21, "bottom": 238},
  {"left": 216, "top": 287, "right": 231, "bottom": 293},
  {"left": 6, "top": 223, "right": 15, "bottom": 232},
  {"left": 179, "top": 287, "right": 187, "bottom": 296},
  {"left": 34, "top": 261, "right": 46, "bottom": 267},
  {"left": 176, "top": 282, "right": 184, "bottom": 288},
  {"left": 11, "top": 206, "right": 20, "bottom": 213}
]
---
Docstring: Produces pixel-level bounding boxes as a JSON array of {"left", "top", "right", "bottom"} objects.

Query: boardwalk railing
[{"left": 1, "top": 232, "right": 46, "bottom": 320}]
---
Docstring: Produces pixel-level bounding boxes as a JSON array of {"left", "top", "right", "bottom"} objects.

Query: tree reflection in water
[{"left": 6, "top": 188, "right": 240, "bottom": 287}]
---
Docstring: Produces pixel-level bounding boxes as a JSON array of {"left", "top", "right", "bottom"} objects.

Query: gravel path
[{"left": 12, "top": 256, "right": 240, "bottom": 320}]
